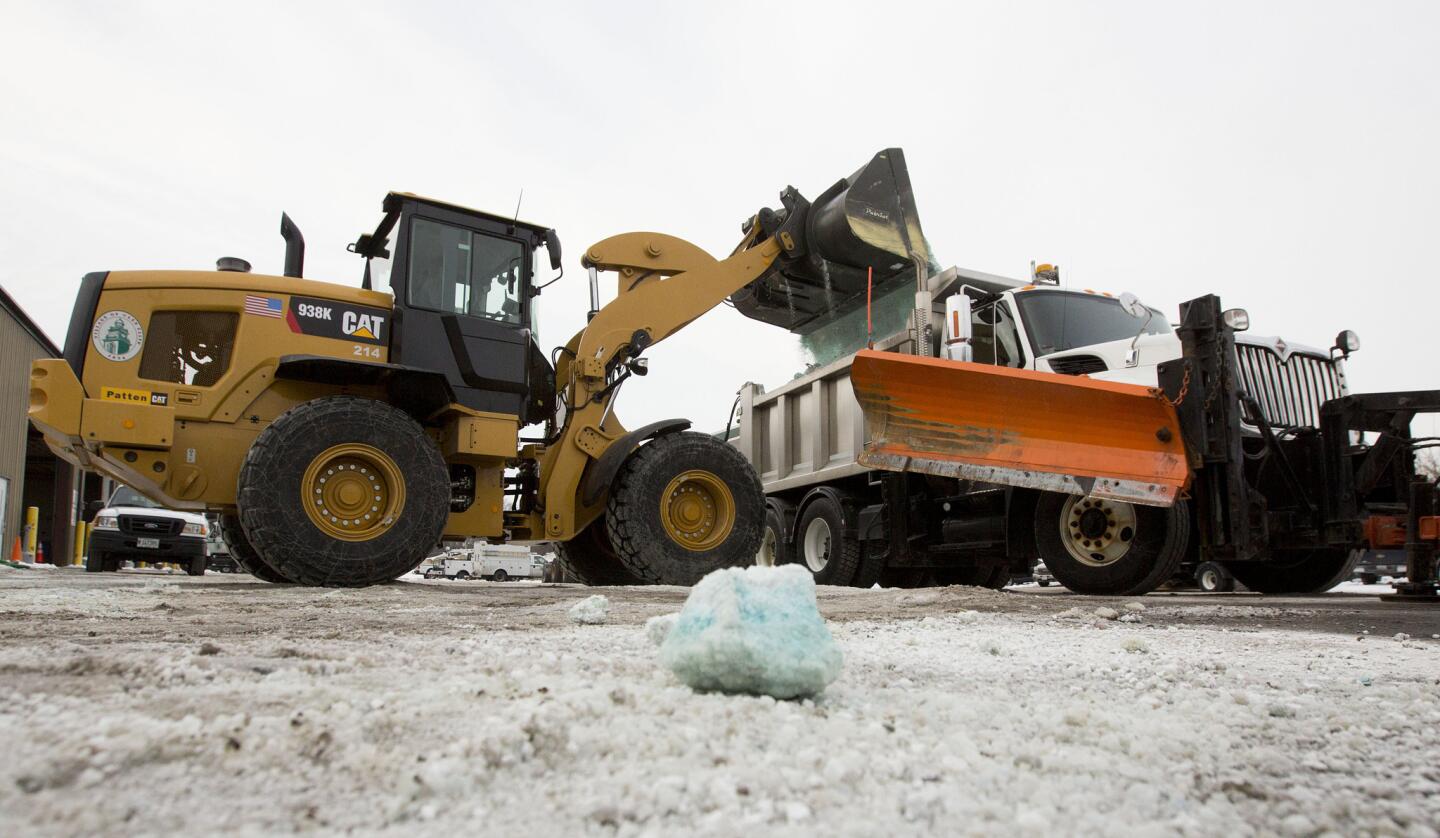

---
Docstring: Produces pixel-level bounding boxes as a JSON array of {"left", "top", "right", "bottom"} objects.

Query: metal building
[{"left": 0, "top": 284, "right": 87, "bottom": 562}]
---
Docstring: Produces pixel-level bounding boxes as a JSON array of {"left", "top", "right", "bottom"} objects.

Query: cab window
[
  {"left": 970, "top": 301, "right": 1026, "bottom": 368},
  {"left": 407, "top": 217, "right": 525, "bottom": 324}
]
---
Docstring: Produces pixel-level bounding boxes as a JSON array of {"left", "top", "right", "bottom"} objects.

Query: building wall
[{"left": 0, "top": 288, "right": 65, "bottom": 553}]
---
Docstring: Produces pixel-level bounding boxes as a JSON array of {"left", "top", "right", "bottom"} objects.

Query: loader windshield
[{"left": 1017, "top": 291, "right": 1170, "bottom": 357}]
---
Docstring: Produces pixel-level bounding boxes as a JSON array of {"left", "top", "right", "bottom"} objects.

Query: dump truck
[
  {"left": 27, "top": 150, "right": 936, "bottom": 588},
  {"left": 727, "top": 160, "right": 1440, "bottom": 597}
]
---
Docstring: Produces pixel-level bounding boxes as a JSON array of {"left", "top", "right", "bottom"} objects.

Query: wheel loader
[{"left": 27, "top": 150, "right": 934, "bottom": 587}]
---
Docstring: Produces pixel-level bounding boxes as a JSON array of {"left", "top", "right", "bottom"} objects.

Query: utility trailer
[{"left": 735, "top": 268, "right": 1440, "bottom": 596}]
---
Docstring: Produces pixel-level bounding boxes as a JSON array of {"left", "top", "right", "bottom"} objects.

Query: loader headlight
[
  {"left": 1221, "top": 308, "right": 1250, "bottom": 332},
  {"left": 182, "top": 522, "right": 208, "bottom": 537},
  {"left": 93, "top": 515, "right": 118, "bottom": 530}
]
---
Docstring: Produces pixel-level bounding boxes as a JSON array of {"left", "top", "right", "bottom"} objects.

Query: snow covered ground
[{"left": 1, "top": 570, "right": 1437, "bottom": 836}]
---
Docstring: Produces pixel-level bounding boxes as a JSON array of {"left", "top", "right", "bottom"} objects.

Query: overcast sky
[{"left": 2, "top": 1, "right": 1436, "bottom": 438}]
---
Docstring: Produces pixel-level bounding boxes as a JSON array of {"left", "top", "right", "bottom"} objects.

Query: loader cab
[{"left": 351, "top": 193, "right": 559, "bottom": 424}]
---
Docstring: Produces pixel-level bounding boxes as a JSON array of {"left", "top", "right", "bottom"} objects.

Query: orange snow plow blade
[{"left": 850, "top": 350, "right": 1192, "bottom": 506}]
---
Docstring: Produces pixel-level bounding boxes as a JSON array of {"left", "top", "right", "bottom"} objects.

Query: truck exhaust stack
[{"left": 730, "top": 148, "right": 938, "bottom": 335}]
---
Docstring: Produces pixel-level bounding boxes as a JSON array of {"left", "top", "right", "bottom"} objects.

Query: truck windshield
[
  {"left": 109, "top": 487, "right": 162, "bottom": 509},
  {"left": 1017, "top": 291, "right": 1170, "bottom": 356}
]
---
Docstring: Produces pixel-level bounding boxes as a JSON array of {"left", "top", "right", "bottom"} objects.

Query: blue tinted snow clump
[{"left": 659, "top": 564, "right": 842, "bottom": 699}]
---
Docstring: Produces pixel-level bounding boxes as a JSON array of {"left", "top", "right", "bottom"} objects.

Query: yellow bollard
[
  {"left": 73, "top": 521, "right": 87, "bottom": 566},
  {"left": 22, "top": 506, "right": 38, "bottom": 561}
]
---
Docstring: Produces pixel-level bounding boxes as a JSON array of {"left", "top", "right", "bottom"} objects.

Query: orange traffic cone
[
  {"left": 35, "top": 544, "right": 45, "bottom": 564},
  {"left": 7, "top": 538, "right": 20, "bottom": 564}
]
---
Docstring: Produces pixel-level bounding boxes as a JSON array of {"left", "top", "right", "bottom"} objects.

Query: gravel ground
[{"left": 1, "top": 567, "right": 1438, "bottom": 837}]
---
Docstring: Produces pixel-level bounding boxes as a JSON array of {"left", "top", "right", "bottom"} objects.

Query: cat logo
[{"left": 342, "top": 311, "right": 385, "bottom": 340}]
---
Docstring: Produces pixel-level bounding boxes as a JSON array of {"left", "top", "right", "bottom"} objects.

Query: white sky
[{"left": 2, "top": 1, "right": 1437, "bottom": 438}]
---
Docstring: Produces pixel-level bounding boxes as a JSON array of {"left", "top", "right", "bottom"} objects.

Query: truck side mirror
[
  {"left": 1333, "top": 329, "right": 1360, "bottom": 359},
  {"left": 943, "top": 294, "right": 973, "bottom": 362},
  {"left": 544, "top": 229, "right": 563, "bottom": 271},
  {"left": 1118, "top": 292, "right": 1148, "bottom": 319}
]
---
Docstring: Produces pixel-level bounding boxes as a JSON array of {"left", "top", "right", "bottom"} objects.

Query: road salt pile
[{"left": 659, "top": 565, "right": 842, "bottom": 699}]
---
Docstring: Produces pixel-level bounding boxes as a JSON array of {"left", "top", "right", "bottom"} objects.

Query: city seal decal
[{"left": 91, "top": 310, "right": 144, "bottom": 362}]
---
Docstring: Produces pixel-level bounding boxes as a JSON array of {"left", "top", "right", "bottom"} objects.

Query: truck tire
[
  {"left": 86, "top": 549, "right": 107, "bottom": 572},
  {"left": 606, "top": 432, "right": 765, "bottom": 586},
  {"left": 1194, "top": 561, "right": 1233, "bottom": 592},
  {"left": 455, "top": 570, "right": 470, "bottom": 580},
  {"left": 555, "top": 519, "right": 644, "bottom": 585},
  {"left": 186, "top": 556, "right": 207, "bottom": 577},
  {"left": 492, "top": 569, "right": 508, "bottom": 582},
  {"left": 795, "top": 496, "right": 862, "bottom": 586},
  {"left": 757, "top": 507, "right": 789, "bottom": 568},
  {"left": 932, "top": 564, "right": 1011, "bottom": 589},
  {"left": 1225, "top": 549, "right": 1359, "bottom": 594},
  {"left": 237, "top": 397, "right": 449, "bottom": 587},
  {"left": 220, "top": 513, "right": 292, "bottom": 583},
  {"left": 1033, "top": 493, "right": 1188, "bottom": 596}
]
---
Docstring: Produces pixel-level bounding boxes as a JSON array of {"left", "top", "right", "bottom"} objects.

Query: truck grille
[
  {"left": 1233, "top": 344, "right": 1342, "bottom": 429},
  {"left": 119, "top": 515, "right": 183, "bottom": 537},
  {"left": 1048, "top": 354, "right": 1108, "bottom": 376}
]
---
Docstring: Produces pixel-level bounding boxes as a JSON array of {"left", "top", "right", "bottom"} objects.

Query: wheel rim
[
  {"left": 1200, "top": 569, "right": 1219, "bottom": 590},
  {"left": 1059, "top": 496, "right": 1137, "bottom": 568},
  {"left": 802, "top": 517, "right": 832, "bottom": 573},
  {"left": 301, "top": 443, "right": 406, "bottom": 542},
  {"left": 659, "top": 470, "right": 735, "bottom": 552},
  {"left": 756, "top": 525, "right": 778, "bottom": 567}
]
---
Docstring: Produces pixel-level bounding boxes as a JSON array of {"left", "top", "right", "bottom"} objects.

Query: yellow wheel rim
[
  {"left": 301, "top": 443, "right": 406, "bottom": 542},
  {"left": 659, "top": 469, "right": 735, "bottom": 552}
]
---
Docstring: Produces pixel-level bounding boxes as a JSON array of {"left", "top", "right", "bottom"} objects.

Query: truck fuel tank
[{"left": 729, "top": 148, "right": 938, "bottom": 335}]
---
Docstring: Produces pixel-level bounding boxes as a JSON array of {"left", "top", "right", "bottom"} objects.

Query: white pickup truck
[{"left": 442, "top": 543, "right": 543, "bottom": 581}]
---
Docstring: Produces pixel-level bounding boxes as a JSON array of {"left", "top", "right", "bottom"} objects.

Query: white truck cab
[{"left": 936, "top": 266, "right": 1354, "bottom": 430}]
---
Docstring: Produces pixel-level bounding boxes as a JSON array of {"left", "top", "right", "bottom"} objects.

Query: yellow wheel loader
[{"left": 27, "top": 150, "right": 931, "bottom": 587}]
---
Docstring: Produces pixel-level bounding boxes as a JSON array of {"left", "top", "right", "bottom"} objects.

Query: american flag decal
[{"left": 244, "top": 295, "right": 284, "bottom": 318}]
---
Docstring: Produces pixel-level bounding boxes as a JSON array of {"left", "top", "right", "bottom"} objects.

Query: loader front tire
[
  {"left": 1034, "top": 493, "right": 1188, "bottom": 596},
  {"left": 606, "top": 432, "right": 765, "bottom": 586},
  {"left": 219, "top": 513, "right": 291, "bottom": 583},
  {"left": 555, "top": 518, "right": 644, "bottom": 586},
  {"left": 238, "top": 397, "right": 449, "bottom": 587}
]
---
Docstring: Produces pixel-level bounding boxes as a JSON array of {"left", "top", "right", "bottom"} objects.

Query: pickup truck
[{"left": 87, "top": 486, "right": 209, "bottom": 575}]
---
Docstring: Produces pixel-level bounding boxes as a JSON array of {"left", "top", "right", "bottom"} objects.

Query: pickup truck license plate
[{"left": 137, "top": 537, "right": 160, "bottom": 549}]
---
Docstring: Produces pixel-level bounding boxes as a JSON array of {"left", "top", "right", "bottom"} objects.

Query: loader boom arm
[{"left": 536, "top": 231, "right": 782, "bottom": 540}]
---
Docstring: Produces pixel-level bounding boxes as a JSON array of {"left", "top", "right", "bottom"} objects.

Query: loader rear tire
[
  {"left": 1225, "top": 549, "right": 1358, "bottom": 594},
  {"left": 220, "top": 513, "right": 291, "bottom": 583},
  {"left": 606, "top": 432, "right": 765, "bottom": 586},
  {"left": 1034, "top": 493, "right": 1188, "bottom": 596},
  {"left": 237, "top": 397, "right": 449, "bottom": 587},
  {"left": 554, "top": 518, "right": 644, "bottom": 586}
]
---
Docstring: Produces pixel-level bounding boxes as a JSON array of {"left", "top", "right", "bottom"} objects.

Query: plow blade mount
[
  {"left": 850, "top": 351, "right": 1192, "bottom": 506},
  {"left": 730, "top": 148, "right": 938, "bottom": 335}
]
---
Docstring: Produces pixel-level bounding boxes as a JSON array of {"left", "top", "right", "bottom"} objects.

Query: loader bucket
[
  {"left": 849, "top": 350, "right": 1192, "bottom": 506},
  {"left": 730, "top": 148, "right": 938, "bottom": 335}
]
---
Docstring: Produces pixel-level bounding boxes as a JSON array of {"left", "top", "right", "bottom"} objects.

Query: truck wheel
[
  {"left": 606, "top": 432, "right": 765, "bottom": 586},
  {"left": 86, "top": 550, "right": 107, "bottom": 573},
  {"left": 756, "top": 508, "right": 788, "bottom": 567},
  {"left": 492, "top": 569, "right": 508, "bottom": 582},
  {"left": 186, "top": 556, "right": 207, "bottom": 577},
  {"left": 1034, "top": 493, "right": 1188, "bottom": 596},
  {"left": 933, "top": 565, "right": 1011, "bottom": 589},
  {"left": 1358, "top": 572, "right": 1380, "bottom": 586},
  {"left": 220, "top": 513, "right": 292, "bottom": 583},
  {"left": 1194, "top": 561, "right": 1233, "bottom": 592},
  {"left": 795, "top": 496, "right": 862, "bottom": 586},
  {"left": 237, "top": 397, "right": 449, "bottom": 587},
  {"left": 1225, "top": 549, "right": 1359, "bottom": 594},
  {"left": 455, "top": 570, "right": 470, "bottom": 580},
  {"left": 555, "top": 519, "right": 643, "bottom": 585}
]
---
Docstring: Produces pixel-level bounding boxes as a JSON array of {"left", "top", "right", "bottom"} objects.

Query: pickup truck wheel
[
  {"left": 86, "top": 549, "right": 108, "bottom": 573},
  {"left": 795, "top": 496, "right": 862, "bottom": 586},
  {"left": 555, "top": 519, "right": 643, "bottom": 585},
  {"left": 219, "top": 514, "right": 291, "bottom": 583},
  {"left": 1034, "top": 493, "right": 1188, "bottom": 596},
  {"left": 186, "top": 556, "right": 207, "bottom": 577},
  {"left": 238, "top": 397, "right": 449, "bottom": 587},
  {"left": 606, "top": 432, "right": 765, "bottom": 586},
  {"left": 1225, "top": 549, "right": 1358, "bottom": 594},
  {"left": 1194, "top": 561, "right": 1233, "bottom": 592}
]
